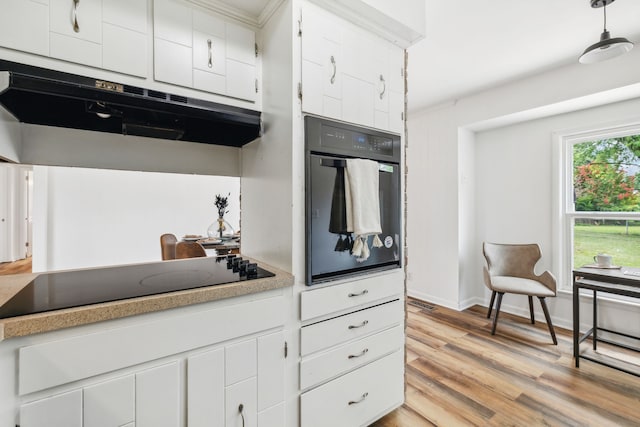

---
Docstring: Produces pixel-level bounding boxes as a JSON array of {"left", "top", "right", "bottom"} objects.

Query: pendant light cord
[{"left": 603, "top": 3, "right": 608, "bottom": 31}]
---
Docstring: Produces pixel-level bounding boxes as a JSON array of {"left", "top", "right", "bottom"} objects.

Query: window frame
[{"left": 555, "top": 120, "right": 640, "bottom": 291}]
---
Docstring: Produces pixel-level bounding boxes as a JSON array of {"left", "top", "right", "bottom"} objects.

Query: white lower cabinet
[
  {"left": 299, "top": 271, "right": 405, "bottom": 427},
  {"left": 17, "top": 296, "right": 287, "bottom": 427},
  {"left": 301, "top": 350, "right": 404, "bottom": 427},
  {"left": 84, "top": 375, "right": 135, "bottom": 427},
  {"left": 136, "top": 362, "right": 181, "bottom": 427},
  {"left": 188, "top": 348, "right": 225, "bottom": 427},
  {"left": 258, "top": 402, "right": 285, "bottom": 427},
  {"left": 19, "top": 390, "right": 82, "bottom": 427},
  {"left": 226, "top": 377, "right": 257, "bottom": 427}
]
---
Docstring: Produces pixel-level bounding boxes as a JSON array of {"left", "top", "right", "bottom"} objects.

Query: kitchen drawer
[
  {"left": 300, "top": 299, "right": 402, "bottom": 356},
  {"left": 300, "top": 324, "right": 403, "bottom": 390},
  {"left": 300, "top": 350, "right": 404, "bottom": 427},
  {"left": 300, "top": 269, "right": 403, "bottom": 321}
]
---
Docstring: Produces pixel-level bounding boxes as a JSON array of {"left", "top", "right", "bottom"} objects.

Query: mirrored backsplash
[{"left": 0, "top": 163, "right": 240, "bottom": 276}]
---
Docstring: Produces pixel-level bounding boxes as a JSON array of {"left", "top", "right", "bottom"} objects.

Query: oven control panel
[{"left": 321, "top": 125, "right": 395, "bottom": 157}]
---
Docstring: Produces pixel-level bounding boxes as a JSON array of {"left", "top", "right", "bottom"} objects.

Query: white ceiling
[{"left": 407, "top": 0, "right": 640, "bottom": 112}]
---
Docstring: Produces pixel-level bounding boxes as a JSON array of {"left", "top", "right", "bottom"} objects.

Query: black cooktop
[{"left": 0, "top": 256, "right": 274, "bottom": 319}]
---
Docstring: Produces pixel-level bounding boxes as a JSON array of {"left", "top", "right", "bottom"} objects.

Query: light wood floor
[
  {"left": 372, "top": 299, "right": 640, "bottom": 427},
  {"left": 0, "top": 257, "right": 32, "bottom": 275}
]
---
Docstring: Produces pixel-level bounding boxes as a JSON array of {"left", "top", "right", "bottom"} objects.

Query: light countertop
[{"left": 0, "top": 257, "right": 293, "bottom": 341}]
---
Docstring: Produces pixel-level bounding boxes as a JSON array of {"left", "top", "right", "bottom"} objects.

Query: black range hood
[{"left": 0, "top": 59, "right": 261, "bottom": 147}]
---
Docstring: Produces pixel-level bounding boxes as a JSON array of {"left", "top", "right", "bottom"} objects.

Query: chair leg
[
  {"left": 491, "top": 292, "right": 504, "bottom": 335},
  {"left": 528, "top": 296, "right": 535, "bottom": 324},
  {"left": 538, "top": 297, "right": 558, "bottom": 345},
  {"left": 487, "top": 291, "right": 497, "bottom": 319}
]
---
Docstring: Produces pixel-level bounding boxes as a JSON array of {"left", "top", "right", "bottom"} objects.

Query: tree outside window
[{"left": 571, "top": 134, "right": 640, "bottom": 268}]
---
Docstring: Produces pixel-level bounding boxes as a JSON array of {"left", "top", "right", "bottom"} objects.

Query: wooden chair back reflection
[
  {"left": 175, "top": 241, "right": 207, "bottom": 259},
  {"left": 160, "top": 233, "right": 178, "bottom": 260}
]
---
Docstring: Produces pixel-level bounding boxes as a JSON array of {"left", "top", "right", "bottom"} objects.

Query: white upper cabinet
[
  {"left": 0, "top": 0, "right": 49, "bottom": 57},
  {"left": 49, "top": 0, "right": 147, "bottom": 77},
  {"left": 50, "top": 0, "right": 102, "bottom": 44},
  {"left": 0, "top": 0, "right": 148, "bottom": 77},
  {"left": 154, "top": 0, "right": 257, "bottom": 102},
  {"left": 101, "top": 0, "right": 148, "bottom": 77},
  {"left": 301, "top": 3, "right": 404, "bottom": 133}
]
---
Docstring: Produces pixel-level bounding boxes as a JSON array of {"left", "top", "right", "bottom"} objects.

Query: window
[{"left": 560, "top": 123, "right": 640, "bottom": 289}]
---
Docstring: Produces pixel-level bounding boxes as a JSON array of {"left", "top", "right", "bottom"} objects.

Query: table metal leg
[
  {"left": 573, "top": 279, "right": 580, "bottom": 367},
  {"left": 593, "top": 289, "right": 598, "bottom": 351}
]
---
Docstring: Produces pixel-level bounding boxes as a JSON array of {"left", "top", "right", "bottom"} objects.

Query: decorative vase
[{"left": 207, "top": 217, "right": 234, "bottom": 239}]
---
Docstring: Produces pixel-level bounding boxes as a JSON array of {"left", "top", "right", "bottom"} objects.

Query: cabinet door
[
  {"left": 226, "top": 339, "right": 257, "bottom": 386},
  {"left": 188, "top": 348, "right": 225, "bottom": 427},
  {"left": 258, "top": 403, "right": 285, "bottom": 427},
  {"left": 103, "top": 0, "right": 147, "bottom": 33},
  {"left": 154, "top": 0, "right": 192, "bottom": 46},
  {"left": 154, "top": 38, "right": 193, "bottom": 87},
  {"left": 225, "top": 22, "right": 256, "bottom": 101},
  {"left": 153, "top": 0, "right": 192, "bottom": 86},
  {"left": 226, "top": 377, "right": 257, "bottom": 427},
  {"left": 103, "top": 24, "right": 147, "bottom": 77},
  {"left": 342, "top": 75, "right": 374, "bottom": 128},
  {"left": 257, "top": 331, "right": 285, "bottom": 411},
  {"left": 20, "top": 389, "right": 82, "bottom": 427},
  {"left": 50, "top": 0, "right": 102, "bottom": 43},
  {"left": 84, "top": 375, "right": 135, "bottom": 427},
  {"left": 301, "top": 6, "right": 342, "bottom": 119},
  {"left": 136, "top": 361, "right": 181, "bottom": 427},
  {"left": 0, "top": 0, "right": 49, "bottom": 56},
  {"left": 193, "top": 10, "right": 226, "bottom": 75},
  {"left": 102, "top": 0, "right": 147, "bottom": 77}
]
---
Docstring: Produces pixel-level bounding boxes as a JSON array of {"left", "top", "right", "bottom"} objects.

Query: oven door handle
[{"left": 319, "top": 158, "right": 395, "bottom": 173}]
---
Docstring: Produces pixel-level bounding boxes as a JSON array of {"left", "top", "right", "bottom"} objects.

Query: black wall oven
[{"left": 305, "top": 116, "right": 402, "bottom": 285}]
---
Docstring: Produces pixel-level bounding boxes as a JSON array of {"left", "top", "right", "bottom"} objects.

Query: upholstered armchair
[{"left": 482, "top": 242, "right": 557, "bottom": 345}]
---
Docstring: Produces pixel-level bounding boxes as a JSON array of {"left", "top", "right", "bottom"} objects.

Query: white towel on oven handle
[{"left": 345, "top": 158, "right": 383, "bottom": 262}]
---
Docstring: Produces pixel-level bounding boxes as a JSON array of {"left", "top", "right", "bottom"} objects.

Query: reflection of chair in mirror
[
  {"left": 160, "top": 233, "right": 178, "bottom": 260},
  {"left": 175, "top": 241, "right": 207, "bottom": 259},
  {"left": 482, "top": 242, "right": 558, "bottom": 345}
]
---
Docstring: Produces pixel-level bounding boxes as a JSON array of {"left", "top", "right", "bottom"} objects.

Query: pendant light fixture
[{"left": 579, "top": 0, "right": 634, "bottom": 64}]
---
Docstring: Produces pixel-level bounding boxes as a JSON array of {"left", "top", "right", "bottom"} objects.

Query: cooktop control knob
[
  {"left": 247, "top": 263, "right": 258, "bottom": 277},
  {"left": 238, "top": 260, "right": 249, "bottom": 276},
  {"left": 226, "top": 254, "right": 237, "bottom": 269}
]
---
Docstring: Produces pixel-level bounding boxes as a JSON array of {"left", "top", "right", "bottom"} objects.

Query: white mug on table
[{"left": 594, "top": 253, "right": 613, "bottom": 267}]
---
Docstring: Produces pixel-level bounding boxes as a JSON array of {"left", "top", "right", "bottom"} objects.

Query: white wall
[
  {"left": 32, "top": 166, "right": 240, "bottom": 272},
  {"left": 406, "top": 45, "right": 640, "bottom": 330},
  {"left": 474, "top": 98, "right": 640, "bottom": 333},
  {"left": 241, "top": 0, "right": 294, "bottom": 273},
  {"left": 0, "top": 109, "right": 21, "bottom": 163}
]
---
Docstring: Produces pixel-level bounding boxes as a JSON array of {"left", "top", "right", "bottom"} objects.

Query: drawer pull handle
[
  {"left": 207, "top": 39, "right": 213, "bottom": 68},
  {"left": 348, "top": 320, "right": 369, "bottom": 330},
  {"left": 348, "top": 392, "right": 369, "bottom": 405},
  {"left": 348, "top": 289, "right": 369, "bottom": 297},
  {"left": 72, "top": 0, "right": 80, "bottom": 33},
  {"left": 239, "top": 403, "right": 245, "bottom": 427},
  {"left": 330, "top": 55, "right": 336, "bottom": 84},
  {"left": 348, "top": 348, "right": 369, "bottom": 359}
]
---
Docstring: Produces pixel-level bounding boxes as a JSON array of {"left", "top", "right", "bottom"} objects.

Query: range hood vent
[{"left": 0, "top": 60, "right": 261, "bottom": 147}]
